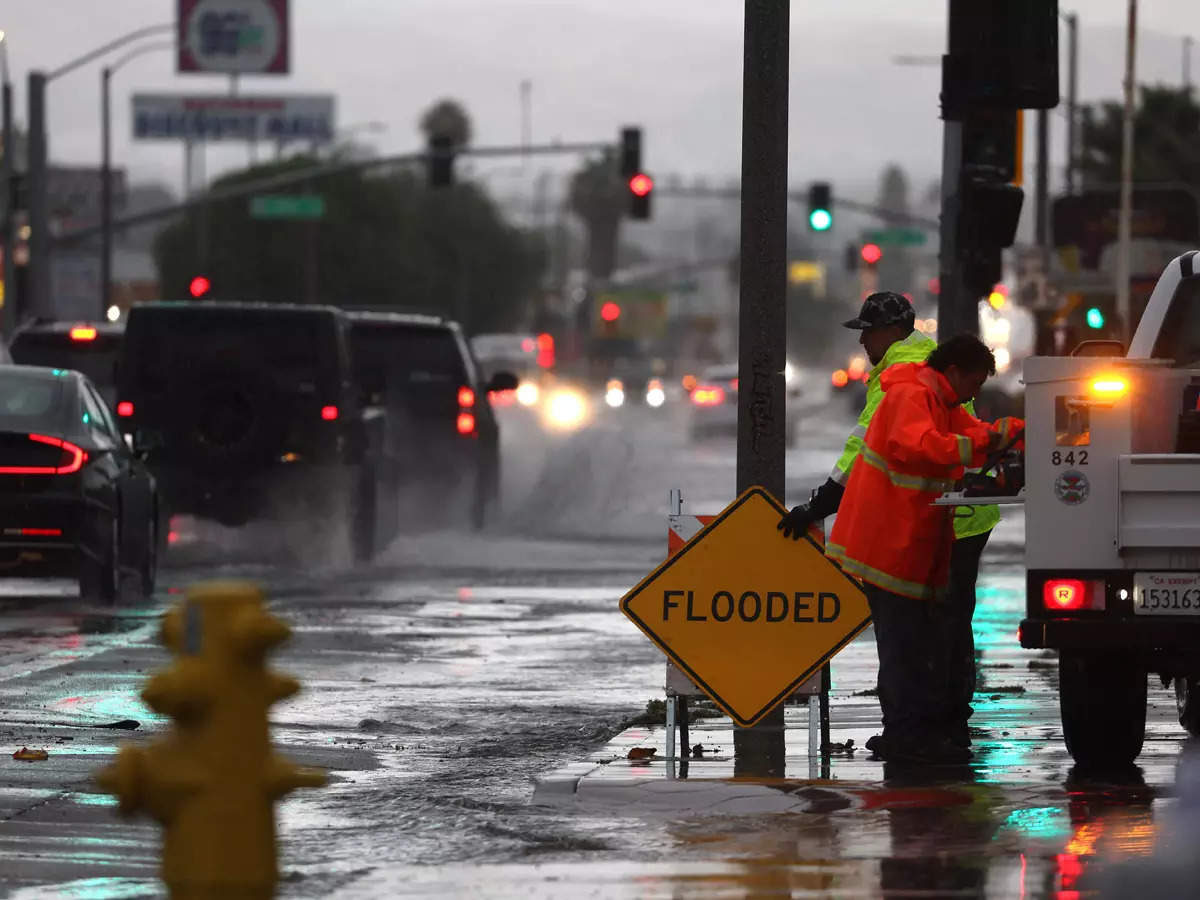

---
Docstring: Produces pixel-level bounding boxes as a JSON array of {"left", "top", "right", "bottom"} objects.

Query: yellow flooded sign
[{"left": 621, "top": 487, "right": 870, "bottom": 727}]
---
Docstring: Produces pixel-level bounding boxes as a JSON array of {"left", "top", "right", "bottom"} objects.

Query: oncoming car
[{"left": 0, "top": 366, "right": 158, "bottom": 601}]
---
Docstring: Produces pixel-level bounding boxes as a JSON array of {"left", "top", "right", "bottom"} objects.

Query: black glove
[
  {"left": 777, "top": 503, "right": 816, "bottom": 540},
  {"left": 807, "top": 477, "right": 845, "bottom": 520},
  {"left": 777, "top": 478, "right": 845, "bottom": 541}
]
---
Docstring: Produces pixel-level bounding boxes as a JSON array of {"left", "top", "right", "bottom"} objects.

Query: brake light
[
  {"left": 320, "top": 405, "right": 338, "bottom": 421},
  {"left": 692, "top": 386, "right": 725, "bottom": 406},
  {"left": 457, "top": 412, "right": 476, "bottom": 435},
  {"left": 69, "top": 326, "right": 97, "bottom": 342},
  {"left": 832, "top": 369, "right": 850, "bottom": 388},
  {"left": 730, "top": 378, "right": 739, "bottom": 392},
  {"left": 458, "top": 386, "right": 476, "bottom": 408},
  {"left": 117, "top": 401, "right": 134, "bottom": 417},
  {"left": 0, "top": 434, "right": 88, "bottom": 475},
  {"left": 5, "top": 528, "right": 63, "bottom": 537},
  {"left": 1043, "top": 578, "right": 1105, "bottom": 611}
]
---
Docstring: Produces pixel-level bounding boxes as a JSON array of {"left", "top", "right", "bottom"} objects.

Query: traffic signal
[
  {"left": 861, "top": 243, "right": 882, "bottom": 266},
  {"left": 628, "top": 172, "right": 653, "bottom": 220},
  {"left": 428, "top": 135, "right": 455, "bottom": 188},
  {"left": 807, "top": 182, "right": 833, "bottom": 232},
  {"left": 189, "top": 276, "right": 210, "bottom": 299},
  {"left": 619, "top": 127, "right": 641, "bottom": 179},
  {"left": 600, "top": 301, "right": 621, "bottom": 322},
  {"left": 95, "top": 582, "right": 324, "bottom": 897},
  {"left": 1086, "top": 306, "right": 1105, "bottom": 329}
]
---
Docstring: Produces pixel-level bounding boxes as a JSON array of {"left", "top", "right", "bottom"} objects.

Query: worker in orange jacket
[{"left": 826, "top": 334, "right": 1021, "bottom": 764}]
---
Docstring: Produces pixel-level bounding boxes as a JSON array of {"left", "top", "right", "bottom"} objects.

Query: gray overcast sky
[{"left": 4, "top": 1, "right": 1198, "bottom": 200}]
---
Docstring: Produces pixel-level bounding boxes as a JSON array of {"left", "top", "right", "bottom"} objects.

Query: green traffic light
[
  {"left": 809, "top": 208, "right": 833, "bottom": 231},
  {"left": 1086, "top": 307, "right": 1105, "bottom": 329}
]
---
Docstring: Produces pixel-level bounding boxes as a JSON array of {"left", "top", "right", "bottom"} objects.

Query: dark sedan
[{"left": 0, "top": 366, "right": 157, "bottom": 601}]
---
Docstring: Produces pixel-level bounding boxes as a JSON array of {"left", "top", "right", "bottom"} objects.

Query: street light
[
  {"left": 26, "top": 22, "right": 174, "bottom": 320},
  {"left": 101, "top": 40, "right": 174, "bottom": 315}
]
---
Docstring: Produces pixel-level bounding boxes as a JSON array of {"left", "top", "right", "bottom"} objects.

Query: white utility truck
[{"left": 1017, "top": 250, "right": 1200, "bottom": 767}]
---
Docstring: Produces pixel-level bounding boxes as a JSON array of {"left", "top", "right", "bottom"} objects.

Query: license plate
[{"left": 1133, "top": 573, "right": 1200, "bottom": 615}]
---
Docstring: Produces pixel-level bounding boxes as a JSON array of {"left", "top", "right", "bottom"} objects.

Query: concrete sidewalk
[{"left": 531, "top": 688, "right": 1070, "bottom": 816}]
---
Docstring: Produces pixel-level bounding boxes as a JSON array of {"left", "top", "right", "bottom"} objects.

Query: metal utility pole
[
  {"left": 27, "top": 72, "right": 48, "bottom": 320},
  {"left": 1065, "top": 12, "right": 1079, "bottom": 193},
  {"left": 734, "top": 0, "right": 789, "bottom": 777},
  {"left": 100, "top": 41, "right": 173, "bottom": 318},
  {"left": 100, "top": 68, "right": 112, "bottom": 317},
  {"left": 1185, "top": 36, "right": 1193, "bottom": 91},
  {"left": 936, "top": 118, "right": 969, "bottom": 336},
  {"left": 1116, "top": 0, "right": 1137, "bottom": 343},
  {"left": 1035, "top": 109, "right": 1049, "bottom": 249},
  {"left": 1, "top": 31, "right": 15, "bottom": 335}
]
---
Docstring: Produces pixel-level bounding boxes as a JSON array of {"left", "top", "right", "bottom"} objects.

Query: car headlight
[
  {"left": 516, "top": 382, "right": 540, "bottom": 407},
  {"left": 646, "top": 387, "right": 666, "bottom": 407},
  {"left": 545, "top": 388, "right": 588, "bottom": 429}
]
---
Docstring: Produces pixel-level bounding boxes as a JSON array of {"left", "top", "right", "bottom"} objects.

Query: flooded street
[{"left": 0, "top": 401, "right": 1190, "bottom": 898}]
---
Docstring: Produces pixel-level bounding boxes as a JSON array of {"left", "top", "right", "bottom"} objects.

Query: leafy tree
[
  {"left": 1079, "top": 85, "right": 1200, "bottom": 187},
  {"left": 568, "top": 153, "right": 625, "bottom": 280},
  {"left": 152, "top": 154, "right": 544, "bottom": 334}
]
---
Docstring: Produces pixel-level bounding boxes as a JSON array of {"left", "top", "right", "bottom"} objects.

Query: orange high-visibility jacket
[{"left": 827, "top": 362, "right": 1017, "bottom": 601}]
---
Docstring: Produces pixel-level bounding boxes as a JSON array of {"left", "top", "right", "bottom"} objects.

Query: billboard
[
  {"left": 132, "top": 94, "right": 335, "bottom": 143},
  {"left": 178, "top": 0, "right": 289, "bottom": 74}
]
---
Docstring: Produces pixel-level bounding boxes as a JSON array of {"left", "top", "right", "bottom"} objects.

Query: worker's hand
[{"left": 777, "top": 504, "right": 816, "bottom": 540}]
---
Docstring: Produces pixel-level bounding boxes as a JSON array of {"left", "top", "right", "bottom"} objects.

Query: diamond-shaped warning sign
[{"left": 621, "top": 487, "right": 870, "bottom": 727}]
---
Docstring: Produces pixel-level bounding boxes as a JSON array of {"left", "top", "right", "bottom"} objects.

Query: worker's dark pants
[
  {"left": 942, "top": 530, "right": 992, "bottom": 743},
  {"left": 865, "top": 584, "right": 944, "bottom": 751}
]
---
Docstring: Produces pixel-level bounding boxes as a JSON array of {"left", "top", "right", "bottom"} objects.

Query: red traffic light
[
  {"left": 629, "top": 174, "right": 654, "bottom": 197},
  {"left": 189, "top": 276, "right": 211, "bottom": 298},
  {"left": 860, "top": 243, "right": 882, "bottom": 265},
  {"left": 600, "top": 301, "right": 622, "bottom": 323}
]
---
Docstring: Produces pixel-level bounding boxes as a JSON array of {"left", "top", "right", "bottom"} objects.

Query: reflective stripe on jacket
[
  {"left": 830, "top": 329, "right": 1000, "bottom": 541},
  {"left": 827, "top": 362, "right": 994, "bottom": 601}
]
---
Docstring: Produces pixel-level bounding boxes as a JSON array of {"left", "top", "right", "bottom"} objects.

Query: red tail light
[
  {"left": 691, "top": 386, "right": 725, "bottom": 407},
  {"left": 320, "top": 405, "right": 339, "bottom": 421},
  {"left": 117, "top": 401, "right": 134, "bottom": 417},
  {"left": 456, "top": 412, "right": 476, "bottom": 435},
  {"left": 832, "top": 369, "right": 850, "bottom": 388},
  {"left": 1043, "top": 578, "right": 1105, "bottom": 611},
  {"left": 458, "top": 386, "right": 476, "bottom": 408},
  {"left": 6, "top": 528, "right": 63, "bottom": 537},
  {"left": 69, "top": 326, "right": 97, "bottom": 342},
  {"left": 0, "top": 434, "right": 88, "bottom": 475}
]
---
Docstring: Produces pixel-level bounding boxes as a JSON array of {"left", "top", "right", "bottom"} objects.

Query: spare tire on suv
[{"left": 115, "top": 303, "right": 385, "bottom": 556}]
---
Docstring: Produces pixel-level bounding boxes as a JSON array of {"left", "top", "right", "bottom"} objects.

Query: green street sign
[
  {"left": 249, "top": 194, "right": 326, "bottom": 220},
  {"left": 862, "top": 227, "right": 927, "bottom": 247}
]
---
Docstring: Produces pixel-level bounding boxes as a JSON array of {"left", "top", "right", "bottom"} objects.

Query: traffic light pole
[
  {"left": 936, "top": 120, "right": 977, "bottom": 338},
  {"left": 734, "top": 0, "right": 789, "bottom": 778}
]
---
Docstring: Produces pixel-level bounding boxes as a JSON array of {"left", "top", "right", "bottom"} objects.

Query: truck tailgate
[{"left": 1118, "top": 454, "right": 1200, "bottom": 548}]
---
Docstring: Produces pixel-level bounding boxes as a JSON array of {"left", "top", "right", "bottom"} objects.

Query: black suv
[
  {"left": 115, "top": 303, "right": 383, "bottom": 559},
  {"left": 346, "top": 312, "right": 515, "bottom": 529}
]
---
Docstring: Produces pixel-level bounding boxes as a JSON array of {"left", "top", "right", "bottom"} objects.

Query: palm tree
[
  {"left": 419, "top": 99, "right": 472, "bottom": 150},
  {"left": 568, "top": 153, "right": 625, "bottom": 280}
]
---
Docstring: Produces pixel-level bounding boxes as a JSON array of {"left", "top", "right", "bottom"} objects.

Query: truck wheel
[
  {"left": 1059, "top": 651, "right": 1146, "bottom": 768},
  {"left": 351, "top": 472, "right": 377, "bottom": 563},
  {"left": 1175, "top": 676, "right": 1200, "bottom": 737}
]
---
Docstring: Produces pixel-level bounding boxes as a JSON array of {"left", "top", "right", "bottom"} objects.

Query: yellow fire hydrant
[{"left": 95, "top": 581, "right": 325, "bottom": 900}]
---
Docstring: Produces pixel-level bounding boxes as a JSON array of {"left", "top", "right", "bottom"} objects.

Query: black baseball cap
[{"left": 843, "top": 291, "right": 917, "bottom": 330}]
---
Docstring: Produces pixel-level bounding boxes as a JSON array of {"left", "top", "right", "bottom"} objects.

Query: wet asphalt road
[{"left": 0, "top": 395, "right": 1194, "bottom": 898}]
